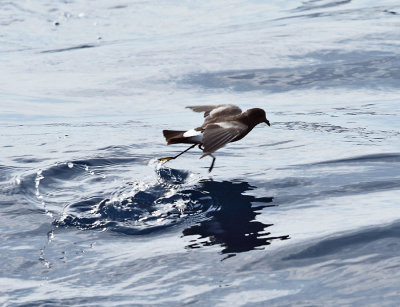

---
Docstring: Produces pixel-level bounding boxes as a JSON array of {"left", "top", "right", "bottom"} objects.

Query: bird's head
[{"left": 247, "top": 108, "right": 270, "bottom": 127}]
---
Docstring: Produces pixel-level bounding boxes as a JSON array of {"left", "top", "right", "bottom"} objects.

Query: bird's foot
[{"left": 158, "top": 157, "right": 174, "bottom": 162}]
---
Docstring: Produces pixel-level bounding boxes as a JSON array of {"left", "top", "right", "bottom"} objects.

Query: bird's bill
[{"left": 265, "top": 119, "right": 271, "bottom": 126}]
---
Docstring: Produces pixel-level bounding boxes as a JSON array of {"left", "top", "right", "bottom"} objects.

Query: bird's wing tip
[{"left": 200, "top": 152, "right": 209, "bottom": 159}]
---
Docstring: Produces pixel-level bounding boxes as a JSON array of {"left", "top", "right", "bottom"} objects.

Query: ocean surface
[{"left": 1, "top": 0, "right": 400, "bottom": 305}]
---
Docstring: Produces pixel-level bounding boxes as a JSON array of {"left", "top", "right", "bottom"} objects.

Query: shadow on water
[
  {"left": 182, "top": 180, "right": 290, "bottom": 255},
  {"left": 44, "top": 161, "right": 289, "bottom": 254}
]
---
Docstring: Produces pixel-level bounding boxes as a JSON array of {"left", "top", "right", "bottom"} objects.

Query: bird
[{"left": 159, "top": 104, "right": 270, "bottom": 172}]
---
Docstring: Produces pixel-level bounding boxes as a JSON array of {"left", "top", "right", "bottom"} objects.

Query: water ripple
[
  {"left": 283, "top": 221, "right": 400, "bottom": 260},
  {"left": 187, "top": 54, "right": 400, "bottom": 92},
  {"left": 15, "top": 156, "right": 287, "bottom": 253},
  {"left": 53, "top": 169, "right": 288, "bottom": 254},
  {"left": 41, "top": 44, "right": 97, "bottom": 54}
]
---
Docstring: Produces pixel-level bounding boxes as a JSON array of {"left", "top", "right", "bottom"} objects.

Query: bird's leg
[
  {"left": 208, "top": 154, "right": 216, "bottom": 173},
  {"left": 159, "top": 144, "right": 196, "bottom": 162},
  {"left": 197, "top": 145, "right": 215, "bottom": 172}
]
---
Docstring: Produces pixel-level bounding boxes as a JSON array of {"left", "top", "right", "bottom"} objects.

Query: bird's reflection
[{"left": 182, "top": 180, "right": 290, "bottom": 254}]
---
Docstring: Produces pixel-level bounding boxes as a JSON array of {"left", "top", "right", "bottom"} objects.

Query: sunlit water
[{"left": 1, "top": 0, "right": 400, "bottom": 305}]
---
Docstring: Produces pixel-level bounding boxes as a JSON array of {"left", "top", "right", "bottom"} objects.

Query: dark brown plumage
[{"left": 160, "top": 104, "right": 270, "bottom": 172}]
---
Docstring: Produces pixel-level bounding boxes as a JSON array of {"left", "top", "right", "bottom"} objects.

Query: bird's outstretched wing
[
  {"left": 186, "top": 104, "right": 242, "bottom": 119},
  {"left": 200, "top": 121, "right": 246, "bottom": 157}
]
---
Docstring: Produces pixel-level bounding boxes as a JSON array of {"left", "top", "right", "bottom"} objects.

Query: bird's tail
[{"left": 163, "top": 130, "right": 193, "bottom": 145}]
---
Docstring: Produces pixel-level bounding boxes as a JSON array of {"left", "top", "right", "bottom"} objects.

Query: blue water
[{"left": 1, "top": 0, "right": 400, "bottom": 305}]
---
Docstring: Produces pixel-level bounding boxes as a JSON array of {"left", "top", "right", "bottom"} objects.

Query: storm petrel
[{"left": 159, "top": 104, "right": 270, "bottom": 172}]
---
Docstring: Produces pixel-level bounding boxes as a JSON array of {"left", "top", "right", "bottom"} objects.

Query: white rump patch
[
  {"left": 183, "top": 129, "right": 201, "bottom": 137},
  {"left": 183, "top": 129, "right": 203, "bottom": 142}
]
